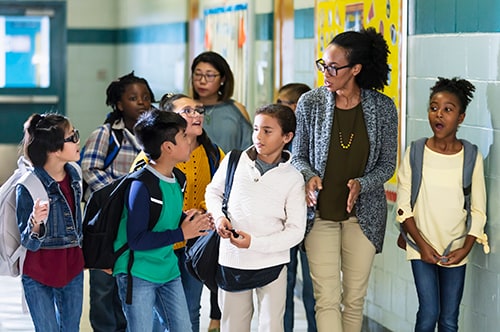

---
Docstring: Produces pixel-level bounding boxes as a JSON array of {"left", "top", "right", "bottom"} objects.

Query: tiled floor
[{"left": 0, "top": 272, "right": 390, "bottom": 331}]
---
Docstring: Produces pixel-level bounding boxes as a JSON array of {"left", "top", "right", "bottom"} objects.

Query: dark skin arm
[
  {"left": 402, "top": 217, "right": 476, "bottom": 265},
  {"left": 402, "top": 217, "right": 442, "bottom": 264}
]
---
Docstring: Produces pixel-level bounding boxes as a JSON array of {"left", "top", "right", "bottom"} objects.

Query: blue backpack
[
  {"left": 80, "top": 124, "right": 124, "bottom": 200},
  {"left": 399, "top": 138, "right": 477, "bottom": 257}
]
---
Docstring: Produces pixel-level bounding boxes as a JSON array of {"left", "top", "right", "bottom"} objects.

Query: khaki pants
[
  {"left": 219, "top": 267, "right": 287, "bottom": 332},
  {"left": 304, "top": 216, "right": 376, "bottom": 332}
]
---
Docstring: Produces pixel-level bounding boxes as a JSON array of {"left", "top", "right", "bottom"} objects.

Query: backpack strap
[
  {"left": 103, "top": 126, "right": 124, "bottom": 169},
  {"left": 222, "top": 150, "right": 242, "bottom": 218},
  {"left": 207, "top": 144, "right": 221, "bottom": 178},
  {"left": 19, "top": 172, "right": 49, "bottom": 223},
  {"left": 122, "top": 166, "right": 186, "bottom": 304},
  {"left": 409, "top": 137, "right": 427, "bottom": 209},
  {"left": 442, "top": 139, "right": 477, "bottom": 256}
]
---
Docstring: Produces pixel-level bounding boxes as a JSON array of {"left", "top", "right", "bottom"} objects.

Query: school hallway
[{"left": 0, "top": 271, "right": 390, "bottom": 331}]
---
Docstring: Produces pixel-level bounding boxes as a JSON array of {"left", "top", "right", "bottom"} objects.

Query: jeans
[
  {"left": 89, "top": 269, "right": 127, "bottom": 332},
  {"left": 285, "top": 245, "right": 317, "bottom": 332},
  {"left": 22, "top": 271, "right": 83, "bottom": 332},
  {"left": 411, "top": 260, "right": 466, "bottom": 332},
  {"left": 176, "top": 247, "right": 204, "bottom": 332},
  {"left": 116, "top": 273, "right": 192, "bottom": 332}
]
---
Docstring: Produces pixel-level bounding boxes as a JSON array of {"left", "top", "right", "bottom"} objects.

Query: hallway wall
[{"left": 5, "top": 0, "right": 500, "bottom": 330}]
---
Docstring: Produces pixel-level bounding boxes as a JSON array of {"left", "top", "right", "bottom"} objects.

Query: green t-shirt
[{"left": 113, "top": 175, "right": 184, "bottom": 283}]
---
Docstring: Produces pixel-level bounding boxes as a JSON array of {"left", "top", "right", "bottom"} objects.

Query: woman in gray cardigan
[{"left": 291, "top": 28, "right": 398, "bottom": 332}]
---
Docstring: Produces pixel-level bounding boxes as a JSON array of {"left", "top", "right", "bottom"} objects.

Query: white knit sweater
[{"left": 205, "top": 148, "right": 307, "bottom": 270}]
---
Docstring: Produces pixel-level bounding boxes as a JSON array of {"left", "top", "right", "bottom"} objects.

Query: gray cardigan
[{"left": 291, "top": 86, "right": 398, "bottom": 253}]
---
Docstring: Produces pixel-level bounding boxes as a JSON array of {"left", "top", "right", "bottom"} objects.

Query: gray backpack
[{"left": 0, "top": 157, "right": 48, "bottom": 277}]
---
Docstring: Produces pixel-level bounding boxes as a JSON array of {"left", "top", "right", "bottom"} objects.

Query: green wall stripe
[
  {"left": 295, "top": 8, "right": 314, "bottom": 39},
  {"left": 415, "top": 0, "right": 500, "bottom": 34},
  {"left": 68, "top": 22, "right": 188, "bottom": 44},
  {"left": 255, "top": 13, "right": 273, "bottom": 41},
  {"left": 68, "top": 9, "right": 315, "bottom": 45}
]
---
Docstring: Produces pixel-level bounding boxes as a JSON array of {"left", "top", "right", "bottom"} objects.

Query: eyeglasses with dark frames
[
  {"left": 192, "top": 72, "right": 220, "bottom": 82},
  {"left": 315, "top": 59, "right": 352, "bottom": 77},
  {"left": 63, "top": 129, "right": 80, "bottom": 143},
  {"left": 177, "top": 107, "right": 206, "bottom": 117}
]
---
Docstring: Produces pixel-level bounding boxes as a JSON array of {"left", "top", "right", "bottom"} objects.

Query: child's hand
[
  {"left": 440, "top": 247, "right": 471, "bottom": 266},
  {"left": 228, "top": 229, "right": 250, "bottom": 249},
  {"left": 32, "top": 198, "right": 49, "bottom": 225},
  {"left": 419, "top": 242, "right": 443, "bottom": 264},
  {"left": 181, "top": 211, "right": 214, "bottom": 240},
  {"left": 216, "top": 217, "right": 233, "bottom": 238}
]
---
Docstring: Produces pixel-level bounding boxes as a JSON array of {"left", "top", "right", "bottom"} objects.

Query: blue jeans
[
  {"left": 22, "top": 271, "right": 83, "bottom": 332},
  {"left": 176, "top": 247, "right": 204, "bottom": 332},
  {"left": 89, "top": 269, "right": 127, "bottom": 332},
  {"left": 284, "top": 245, "right": 317, "bottom": 332},
  {"left": 116, "top": 273, "right": 192, "bottom": 332},
  {"left": 411, "top": 260, "right": 466, "bottom": 332}
]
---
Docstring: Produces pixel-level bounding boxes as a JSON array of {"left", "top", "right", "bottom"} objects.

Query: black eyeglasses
[
  {"left": 63, "top": 129, "right": 80, "bottom": 143},
  {"left": 315, "top": 59, "right": 352, "bottom": 76},
  {"left": 178, "top": 107, "right": 206, "bottom": 117},
  {"left": 192, "top": 72, "right": 220, "bottom": 82}
]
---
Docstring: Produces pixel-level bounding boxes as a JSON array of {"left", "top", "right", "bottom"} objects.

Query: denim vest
[{"left": 17, "top": 163, "right": 83, "bottom": 251}]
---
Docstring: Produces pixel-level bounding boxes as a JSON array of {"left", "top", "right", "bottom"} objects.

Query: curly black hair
[
  {"left": 330, "top": 27, "right": 390, "bottom": 90},
  {"left": 430, "top": 77, "right": 475, "bottom": 114}
]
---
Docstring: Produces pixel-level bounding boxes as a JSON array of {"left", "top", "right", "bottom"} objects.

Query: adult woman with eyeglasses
[
  {"left": 191, "top": 51, "right": 253, "bottom": 154},
  {"left": 291, "top": 28, "right": 398, "bottom": 332},
  {"left": 16, "top": 113, "right": 85, "bottom": 331}
]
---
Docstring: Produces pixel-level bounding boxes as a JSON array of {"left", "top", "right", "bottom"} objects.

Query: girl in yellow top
[
  {"left": 132, "top": 93, "right": 224, "bottom": 332},
  {"left": 396, "top": 77, "right": 488, "bottom": 332}
]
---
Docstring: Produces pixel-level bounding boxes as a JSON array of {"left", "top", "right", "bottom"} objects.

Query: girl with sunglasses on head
[
  {"left": 16, "top": 113, "right": 84, "bottom": 331},
  {"left": 291, "top": 28, "right": 398, "bottom": 332},
  {"left": 191, "top": 51, "right": 253, "bottom": 155},
  {"left": 131, "top": 93, "right": 224, "bottom": 332}
]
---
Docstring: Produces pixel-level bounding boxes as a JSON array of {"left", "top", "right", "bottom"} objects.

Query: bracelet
[{"left": 29, "top": 215, "right": 39, "bottom": 227}]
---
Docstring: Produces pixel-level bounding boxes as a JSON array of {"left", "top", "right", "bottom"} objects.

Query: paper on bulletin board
[{"left": 315, "top": 0, "right": 403, "bottom": 203}]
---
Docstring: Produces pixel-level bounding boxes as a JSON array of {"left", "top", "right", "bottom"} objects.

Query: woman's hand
[
  {"left": 306, "top": 176, "right": 322, "bottom": 206},
  {"left": 346, "top": 179, "right": 360, "bottom": 213}
]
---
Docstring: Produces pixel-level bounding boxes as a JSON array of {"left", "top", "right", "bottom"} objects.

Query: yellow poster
[{"left": 316, "top": 0, "right": 402, "bottom": 202}]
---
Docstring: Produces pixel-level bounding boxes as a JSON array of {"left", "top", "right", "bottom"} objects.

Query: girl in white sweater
[{"left": 205, "top": 103, "right": 307, "bottom": 332}]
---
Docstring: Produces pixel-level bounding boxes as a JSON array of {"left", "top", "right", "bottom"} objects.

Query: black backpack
[{"left": 82, "top": 166, "right": 186, "bottom": 303}]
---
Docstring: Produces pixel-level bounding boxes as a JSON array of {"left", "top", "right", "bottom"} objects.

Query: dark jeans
[
  {"left": 411, "top": 260, "right": 466, "bottom": 332},
  {"left": 285, "top": 245, "right": 317, "bottom": 332},
  {"left": 89, "top": 269, "right": 127, "bottom": 332}
]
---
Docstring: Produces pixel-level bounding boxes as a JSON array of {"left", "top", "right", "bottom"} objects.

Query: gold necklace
[{"left": 336, "top": 107, "right": 358, "bottom": 150}]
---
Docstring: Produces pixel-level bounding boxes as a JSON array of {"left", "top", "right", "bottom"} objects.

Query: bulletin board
[
  {"left": 316, "top": 0, "right": 404, "bottom": 202},
  {"left": 203, "top": 3, "right": 248, "bottom": 107}
]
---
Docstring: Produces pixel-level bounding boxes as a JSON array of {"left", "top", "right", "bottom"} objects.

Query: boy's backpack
[
  {"left": 185, "top": 149, "right": 242, "bottom": 293},
  {"left": 82, "top": 166, "right": 186, "bottom": 304},
  {"left": 399, "top": 138, "right": 477, "bottom": 256},
  {"left": 0, "top": 156, "right": 48, "bottom": 277},
  {"left": 80, "top": 124, "right": 124, "bottom": 200}
]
